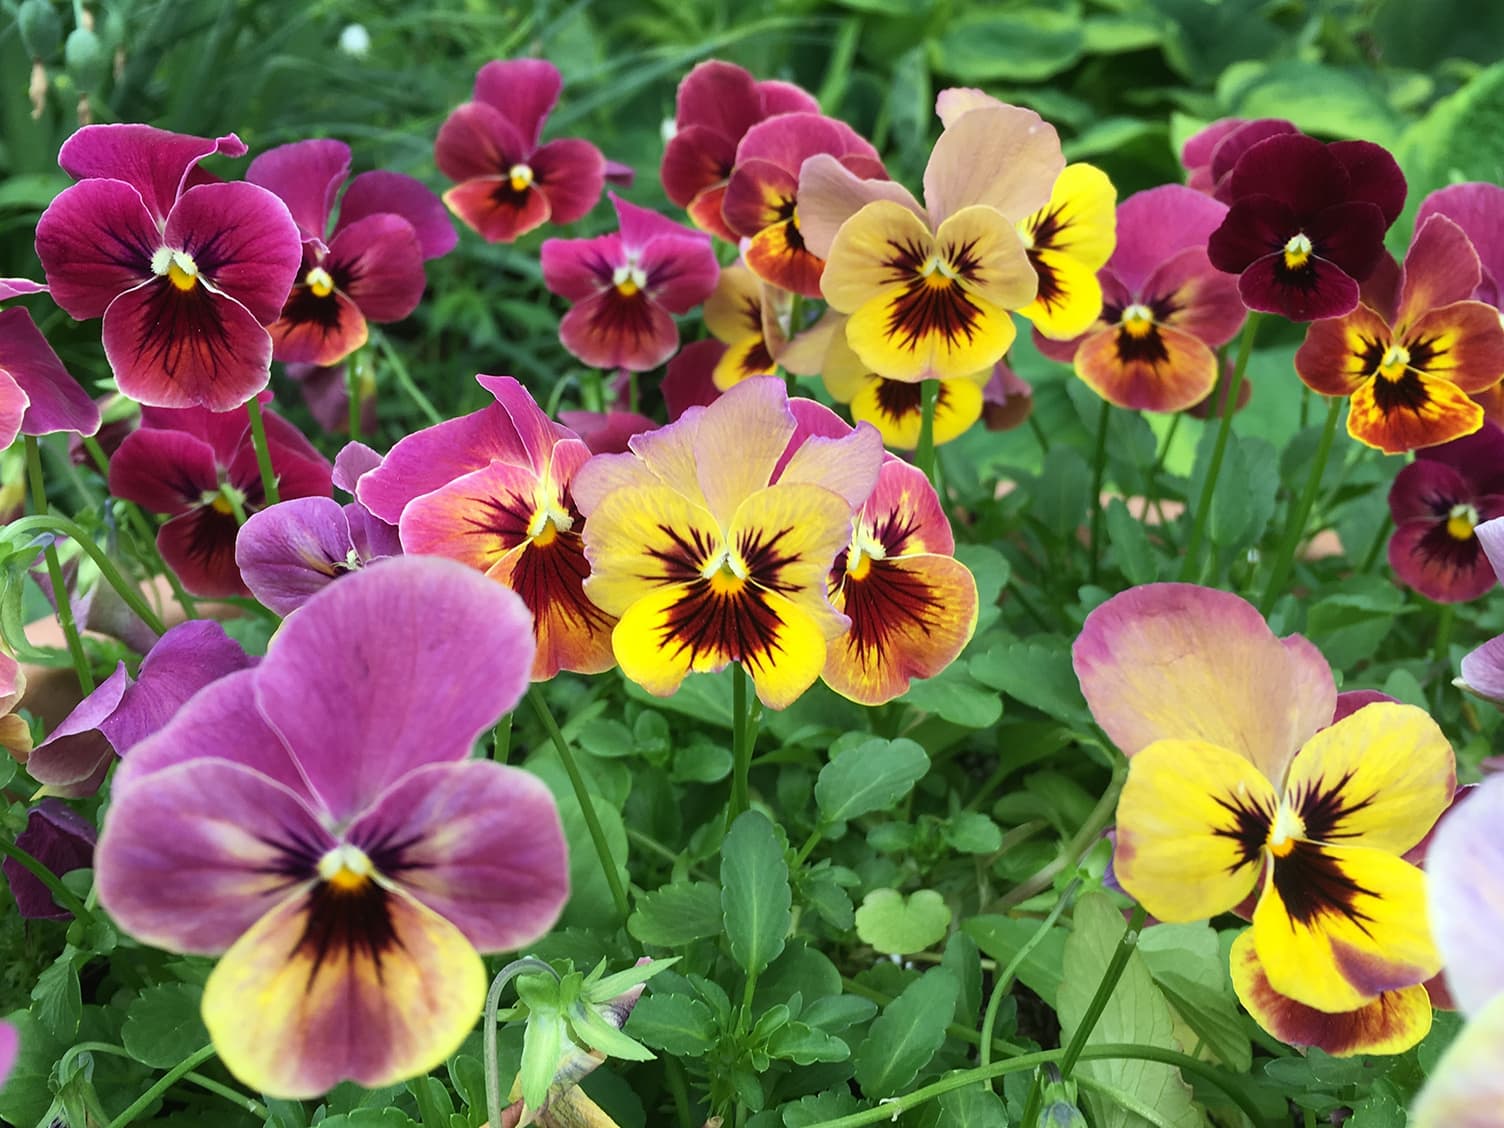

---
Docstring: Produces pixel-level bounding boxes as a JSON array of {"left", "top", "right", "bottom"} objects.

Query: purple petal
[
  {"left": 1236, "top": 253, "right": 1360, "bottom": 322},
  {"left": 540, "top": 232, "right": 621, "bottom": 301},
  {"left": 167, "top": 182, "right": 303, "bottom": 326},
  {"left": 348, "top": 760, "right": 568, "bottom": 951},
  {"left": 25, "top": 663, "right": 131, "bottom": 798},
  {"left": 434, "top": 101, "right": 527, "bottom": 183},
  {"left": 236, "top": 496, "right": 361, "bottom": 614},
  {"left": 1224, "top": 133, "right": 1345, "bottom": 215},
  {"left": 1460, "top": 635, "right": 1504, "bottom": 704},
  {"left": 1478, "top": 515, "right": 1504, "bottom": 584},
  {"left": 252, "top": 556, "right": 536, "bottom": 821},
  {"left": 530, "top": 138, "right": 606, "bottom": 226},
  {"left": 334, "top": 440, "right": 384, "bottom": 493},
  {"left": 107, "top": 425, "right": 218, "bottom": 514},
  {"left": 2, "top": 799, "right": 97, "bottom": 920},
  {"left": 472, "top": 58, "right": 561, "bottom": 149},
  {"left": 0, "top": 307, "right": 100, "bottom": 437},
  {"left": 604, "top": 159, "right": 635, "bottom": 187},
  {"left": 1109, "top": 186, "right": 1230, "bottom": 296},
  {"left": 96, "top": 758, "right": 333, "bottom": 954},
  {"left": 336, "top": 170, "right": 456, "bottom": 260},
  {"left": 663, "top": 339, "right": 723, "bottom": 418},
  {"left": 1388, "top": 518, "right": 1496, "bottom": 603},
  {"left": 34, "top": 179, "right": 156, "bottom": 319},
  {"left": 58, "top": 124, "right": 246, "bottom": 223},
  {"left": 245, "top": 138, "right": 351, "bottom": 241},
  {"left": 1331, "top": 689, "right": 1398, "bottom": 725},
  {"left": 1428, "top": 773, "right": 1504, "bottom": 1015},
  {"left": 106, "top": 620, "right": 255, "bottom": 753},
  {"left": 1388, "top": 456, "right": 1471, "bottom": 525},
  {"left": 558, "top": 288, "right": 678, "bottom": 371},
  {"left": 1329, "top": 140, "right": 1406, "bottom": 227},
  {"left": 326, "top": 214, "right": 426, "bottom": 321},
  {"left": 1206, "top": 119, "right": 1299, "bottom": 198},
  {"left": 347, "top": 501, "right": 403, "bottom": 561},
  {"left": 0, "top": 277, "right": 47, "bottom": 299},
  {"left": 0, "top": 1021, "right": 14, "bottom": 1089}
]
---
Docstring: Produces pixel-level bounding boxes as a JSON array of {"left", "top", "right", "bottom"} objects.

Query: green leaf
[
  {"left": 854, "top": 888, "right": 953, "bottom": 955},
  {"left": 1031, "top": 446, "right": 1094, "bottom": 541},
  {"left": 852, "top": 968, "right": 959, "bottom": 1098},
  {"left": 670, "top": 740, "right": 732, "bottom": 783},
  {"left": 0, "top": 1011, "right": 63, "bottom": 1126},
  {"left": 766, "top": 1021, "right": 850, "bottom": 1065},
  {"left": 1058, "top": 894, "right": 1206, "bottom": 1128},
  {"left": 1105, "top": 498, "right": 1159, "bottom": 585},
  {"left": 929, "top": 7, "right": 1085, "bottom": 83},
  {"left": 519, "top": 1011, "right": 564, "bottom": 1111},
  {"left": 1208, "top": 435, "right": 1278, "bottom": 550},
  {"left": 721, "top": 811, "right": 792, "bottom": 977},
  {"left": 964, "top": 915, "right": 1067, "bottom": 1006},
  {"left": 970, "top": 639, "right": 1089, "bottom": 724},
  {"left": 121, "top": 982, "right": 209, "bottom": 1069},
  {"left": 629, "top": 880, "right": 723, "bottom": 947},
  {"left": 30, "top": 950, "right": 81, "bottom": 1042},
  {"left": 944, "top": 810, "right": 1002, "bottom": 854},
  {"left": 814, "top": 737, "right": 930, "bottom": 830},
  {"left": 934, "top": 1086, "right": 1010, "bottom": 1126},
  {"left": 1137, "top": 923, "right": 1251, "bottom": 1072},
  {"left": 1218, "top": 60, "right": 1403, "bottom": 146},
  {"left": 783, "top": 1090, "right": 862, "bottom": 1126},
  {"left": 900, "top": 665, "right": 1003, "bottom": 728},
  {"left": 626, "top": 993, "right": 718, "bottom": 1055}
]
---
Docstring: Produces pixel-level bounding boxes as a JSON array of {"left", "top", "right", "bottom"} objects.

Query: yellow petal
[
  {"left": 1021, "top": 164, "right": 1117, "bottom": 270},
  {"left": 726, "top": 483, "right": 857, "bottom": 640},
  {"left": 821, "top": 200, "right": 936, "bottom": 314},
  {"left": 1018, "top": 248, "right": 1106, "bottom": 340},
  {"left": 844, "top": 278, "right": 1016, "bottom": 384},
  {"left": 581, "top": 485, "right": 723, "bottom": 618},
  {"left": 703, "top": 264, "right": 766, "bottom": 344}
]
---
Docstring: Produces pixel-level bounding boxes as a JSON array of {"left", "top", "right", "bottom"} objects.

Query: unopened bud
[
  {"left": 64, "top": 26, "right": 107, "bottom": 93},
  {"left": 18, "top": 0, "right": 62, "bottom": 60}
]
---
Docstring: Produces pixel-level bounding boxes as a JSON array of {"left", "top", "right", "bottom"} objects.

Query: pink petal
[
  {"left": 664, "top": 339, "right": 724, "bottom": 418},
  {"left": 167, "top": 181, "right": 303, "bottom": 325},
  {"left": 108, "top": 425, "right": 217, "bottom": 514},
  {"left": 357, "top": 404, "right": 525, "bottom": 523},
  {"left": 0, "top": 277, "right": 47, "bottom": 299},
  {"left": 1416, "top": 183, "right": 1504, "bottom": 307},
  {"left": 660, "top": 123, "right": 736, "bottom": 217},
  {"left": 334, "top": 440, "right": 384, "bottom": 493},
  {"left": 0, "top": 371, "right": 24, "bottom": 449},
  {"left": 158, "top": 505, "right": 248, "bottom": 597},
  {"left": 34, "top": 179, "right": 157, "bottom": 319},
  {"left": 58, "top": 124, "right": 247, "bottom": 224},
  {"left": 336, "top": 170, "right": 456, "bottom": 260},
  {"left": 0, "top": 307, "right": 100, "bottom": 436},
  {"left": 558, "top": 289, "right": 679, "bottom": 371},
  {"left": 924, "top": 104, "right": 1063, "bottom": 225},
  {"left": 1460, "top": 635, "right": 1504, "bottom": 704},
  {"left": 673, "top": 60, "right": 764, "bottom": 138},
  {"left": 434, "top": 101, "right": 528, "bottom": 183},
  {"left": 326, "top": 213, "right": 426, "bottom": 321},
  {"left": 443, "top": 176, "right": 551, "bottom": 243},
  {"left": 557, "top": 409, "right": 657, "bottom": 454},
  {"left": 236, "top": 496, "right": 361, "bottom": 614},
  {"left": 472, "top": 58, "right": 562, "bottom": 149},
  {"left": 1146, "top": 246, "right": 1247, "bottom": 349},
  {"left": 636, "top": 237, "right": 718, "bottom": 315},
  {"left": 269, "top": 288, "right": 369, "bottom": 367},
  {"left": 1388, "top": 516, "right": 1497, "bottom": 603},
  {"left": 1398, "top": 215, "right": 1484, "bottom": 326},
  {"left": 1110, "top": 186, "right": 1230, "bottom": 297},
  {"left": 540, "top": 232, "right": 622, "bottom": 302},
  {"left": 245, "top": 138, "right": 351, "bottom": 240},
  {"left": 531, "top": 137, "right": 607, "bottom": 225},
  {"left": 475, "top": 373, "right": 575, "bottom": 472},
  {"left": 797, "top": 153, "right": 926, "bottom": 261},
  {"left": 1428, "top": 773, "right": 1504, "bottom": 1015}
]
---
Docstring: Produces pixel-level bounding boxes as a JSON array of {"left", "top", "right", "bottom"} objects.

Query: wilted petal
[{"left": 237, "top": 497, "right": 361, "bottom": 614}]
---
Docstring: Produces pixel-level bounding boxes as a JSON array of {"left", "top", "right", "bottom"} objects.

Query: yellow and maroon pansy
[
  {"left": 1016, "top": 163, "right": 1117, "bottom": 341},
  {"left": 702, "top": 264, "right": 780, "bottom": 391},
  {"left": 821, "top": 330, "right": 985, "bottom": 449},
  {"left": 1295, "top": 214, "right": 1504, "bottom": 453},
  {"left": 823, "top": 456, "right": 978, "bottom": 704}
]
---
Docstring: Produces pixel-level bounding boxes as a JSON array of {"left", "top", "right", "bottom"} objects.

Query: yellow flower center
[
  {"left": 612, "top": 262, "right": 648, "bottom": 299},
  {"left": 305, "top": 266, "right": 335, "bottom": 298},
  {"left": 918, "top": 255, "right": 961, "bottom": 288},
  {"left": 1282, "top": 233, "right": 1313, "bottom": 270},
  {"left": 526, "top": 495, "right": 574, "bottom": 545},
  {"left": 1120, "top": 303, "right": 1154, "bottom": 338},
  {"left": 317, "top": 843, "right": 374, "bottom": 893},
  {"left": 1267, "top": 802, "right": 1305, "bottom": 859},
  {"left": 209, "top": 495, "right": 235, "bottom": 516},
  {"left": 1447, "top": 503, "right": 1479, "bottom": 541},
  {"left": 844, "top": 524, "right": 887, "bottom": 582},
  {"left": 508, "top": 163, "right": 535, "bottom": 193},
  {"left": 151, "top": 247, "right": 201, "bottom": 291},
  {"left": 1377, "top": 344, "right": 1410, "bottom": 381}
]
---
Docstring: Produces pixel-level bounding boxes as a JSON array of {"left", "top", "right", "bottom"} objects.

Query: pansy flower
[
  {"left": 801, "top": 99, "right": 1061, "bottom": 383},
  {"left": 1415, "top": 182, "right": 1504, "bottom": 308},
  {"left": 980, "top": 358, "right": 1034, "bottom": 431},
  {"left": 2, "top": 800, "right": 96, "bottom": 920},
  {"left": 34, "top": 124, "right": 303, "bottom": 410},
  {"left": 247, "top": 138, "right": 454, "bottom": 366},
  {"left": 1296, "top": 215, "right": 1504, "bottom": 452},
  {"left": 236, "top": 496, "right": 390, "bottom": 615},
  {"left": 95, "top": 558, "right": 569, "bottom": 1098},
  {"left": 1456, "top": 517, "right": 1504, "bottom": 705},
  {"left": 660, "top": 60, "right": 819, "bottom": 242},
  {"left": 820, "top": 331, "right": 985, "bottom": 448},
  {"left": 700, "top": 264, "right": 782, "bottom": 390},
  {"left": 1036, "top": 185, "right": 1246, "bottom": 412},
  {"left": 540, "top": 193, "right": 718, "bottom": 371},
  {"left": 0, "top": 289, "right": 101, "bottom": 442},
  {"left": 108, "top": 402, "right": 333, "bottom": 596},
  {"left": 1179, "top": 117, "right": 1298, "bottom": 200},
  {"left": 1075, "top": 584, "right": 1455, "bottom": 1054},
  {"left": 1387, "top": 423, "right": 1504, "bottom": 602},
  {"left": 0, "top": 652, "right": 31, "bottom": 759},
  {"left": 1206, "top": 132, "right": 1405, "bottom": 321},
  {"left": 1014, "top": 163, "right": 1117, "bottom": 340},
  {"left": 572, "top": 377, "right": 883, "bottom": 709},
  {"left": 358, "top": 375, "right": 614, "bottom": 680},
  {"left": 824, "top": 452, "right": 978, "bottom": 703},
  {"left": 435, "top": 58, "right": 605, "bottom": 243},
  {"left": 721, "top": 112, "right": 885, "bottom": 297}
]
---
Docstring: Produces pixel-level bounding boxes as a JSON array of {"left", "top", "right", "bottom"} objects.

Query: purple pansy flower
[
  {"left": 2, "top": 800, "right": 97, "bottom": 920},
  {"left": 34, "top": 124, "right": 303, "bottom": 410},
  {"left": 236, "top": 496, "right": 390, "bottom": 615},
  {"left": 247, "top": 139, "right": 454, "bottom": 367},
  {"left": 1387, "top": 422, "right": 1504, "bottom": 603},
  {"left": 541, "top": 193, "right": 719, "bottom": 372},
  {"left": 1458, "top": 518, "right": 1504, "bottom": 705},
  {"left": 95, "top": 557, "right": 568, "bottom": 1099}
]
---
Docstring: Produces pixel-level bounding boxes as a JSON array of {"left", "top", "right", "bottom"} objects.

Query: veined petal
[
  {"left": 821, "top": 200, "right": 936, "bottom": 313},
  {"left": 1018, "top": 247, "right": 1105, "bottom": 340},
  {"left": 1229, "top": 930, "right": 1432, "bottom": 1057},
  {"left": 337, "top": 170, "right": 457, "bottom": 260},
  {"left": 857, "top": 456, "right": 958, "bottom": 556},
  {"left": 167, "top": 182, "right": 303, "bottom": 325},
  {"left": 1253, "top": 844, "right": 1440, "bottom": 1012},
  {"left": 713, "top": 333, "right": 778, "bottom": 390},
  {"left": 434, "top": 101, "right": 527, "bottom": 184},
  {"left": 1411, "top": 992, "right": 1504, "bottom": 1127},
  {"left": 1403, "top": 301, "right": 1504, "bottom": 395},
  {"left": 774, "top": 408, "right": 884, "bottom": 510},
  {"left": 34, "top": 178, "right": 156, "bottom": 319},
  {"left": 1388, "top": 515, "right": 1498, "bottom": 603},
  {"left": 1295, "top": 303, "right": 1392, "bottom": 397},
  {"left": 202, "top": 879, "right": 486, "bottom": 1099},
  {"left": 1113, "top": 739, "right": 1277, "bottom": 921},
  {"left": 845, "top": 277, "right": 1013, "bottom": 384},
  {"left": 703, "top": 264, "right": 765, "bottom": 343},
  {"left": 558, "top": 288, "right": 678, "bottom": 372},
  {"left": 269, "top": 286, "right": 369, "bottom": 367},
  {"left": 851, "top": 373, "right": 984, "bottom": 448},
  {"left": 0, "top": 307, "right": 100, "bottom": 436},
  {"left": 1074, "top": 321, "right": 1218, "bottom": 413},
  {"left": 398, "top": 460, "right": 536, "bottom": 569},
  {"left": 825, "top": 553, "right": 977, "bottom": 705},
  {"left": 473, "top": 58, "right": 561, "bottom": 147},
  {"left": 1398, "top": 215, "right": 1484, "bottom": 325},
  {"left": 58, "top": 124, "right": 246, "bottom": 222},
  {"left": 1427, "top": 773, "right": 1504, "bottom": 1015},
  {"left": 744, "top": 218, "right": 825, "bottom": 298},
  {"left": 1348, "top": 367, "right": 1484, "bottom": 454},
  {"left": 1021, "top": 162, "right": 1116, "bottom": 270},
  {"left": 245, "top": 138, "right": 351, "bottom": 240},
  {"left": 489, "top": 533, "right": 617, "bottom": 679},
  {"left": 726, "top": 482, "right": 856, "bottom": 638},
  {"left": 580, "top": 484, "right": 723, "bottom": 618},
  {"left": 327, "top": 214, "right": 427, "bottom": 322},
  {"left": 693, "top": 377, "right": 798, "bottom": 528},
  {"left": 443, "top": 176, "right": 552, "bottom": 244},
  {"left": 1238, "top": 251, "right": 1361, "bottom": 322},
  {"left": 236, "top": 496, "right": 360, "bottom": 615},
  {"left": 157, "top": 504, "right": 247, "bottom": 597},
  {"left": 924, "top": 104, "right": 1063, "bottom": 225},
  {"left": 1145, "top": 246, "right": 1247, "bottom": 349},
  {"left": 1281, "top": 702, "right": 1455, "bottom": 855}
]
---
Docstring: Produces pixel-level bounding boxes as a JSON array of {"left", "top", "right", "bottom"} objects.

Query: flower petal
[
  {"left": 24, "top": 663, "right": 128, "bottom": 799},
  {"left": 245, "top": 138, "right": 351, "bottom": 240},
  {"left": 796, "top": 152, "right": 927, "bottom": 261},
  {"left": 1109, "top": 185, "right": 1230, "bottom": 295},
  {"left": 237, "top": 496, "right": 361, "bottom": 615},
  {"left": 0, "top": 306, "right": 100, "bottom": 437},
  {"left": 581, "top": 483, "right": 722, "bottom": 617},
  {"left": 269, "top": 287, "right": 368, "bottom": 367},
  {"left": 168, "top": 182, "right": 303, "bottom": 325},
  {"left": 1416, "top": 182, "right": 1504, "bottom": 308},
  {"left": 327, "top": 213, "right": 426, "bottom": 322},
  {"left": 201, "top": 879, "right": 485, "bottom": 1098},
  {"left": 156, "top": 504, "right": 247, "bottom": 597},
  {"left": 1237, "top": 252, "right": 1361, "bottom": 322},
  {"left": 443, "top": 176, "right": 551, "bottom": 244},
  {"left": 336, "top": 170, "right": 457, "bottom": 260},
  {"left": 558, "top": 288, "right": 678, "bottom": 371},
  {"left": 1398, "top": 214, "right": 1484, "bottom": 323},
  {"left": 1426, "top": 773, "right": 1504, "bottom": 1015},
  {"left": 435, "top": 101, "right": 526, "bottom": 183},
  {"left": 1459, "top": 634, "right": 1504, "bottom": 704},
  {"left": 2, "top": 800, "right": 96, "bottom": 920},
  {"left": 1410, "top": 991, "right": 1504, "bottom": 1127},
  {"left": 531, "top": 138, "right": 607, "bottom": 226},
  {"left": 1347, "top": 366, "right": 1485, "bottom": 454},
  {"left": 1074, "top": 321, "right": 1218, "bottom": 413},
  {"left": 58, "top": 124, "right": 246, "bottom": 222},
  {"left": 473, "top": 58, "right": 561, "bottom": 149},
  {"left": 34, "top": 179, "right": 156, "bottom": 319},
  {"left": 923, "top": 104, "right": 1063, "bottom": 225}
]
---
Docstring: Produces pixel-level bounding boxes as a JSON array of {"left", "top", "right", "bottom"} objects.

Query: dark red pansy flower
[
  {"left": 1206, "top": 133, "right": 1405, "bottom": 322},
  {"left": 108, "top": 401, "right": 332, "bottom": 596},
  {"left": 1180, "top": 117, "right": 1298, "bottom": 200},
  {"left": 1388, "top": 422, "right": 1504, "bottom": 603}
]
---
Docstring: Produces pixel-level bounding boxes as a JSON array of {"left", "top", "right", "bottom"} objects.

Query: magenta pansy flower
[
  {"left": 1387, "top": 422, "right": 1504, "bottom": 603},
  {"left": 2, "top": 800, "right": 96, "bottom": 920},
  {"left": 1180, "top": 117, "right": 1298, "bottom": 200},
  {"left": 1037, "top": 185, "right": 1246, "bottom": 412},
  {"left": 0, "top": 298, "right": 101, "bottom": 442},
  {"left": 107, "top": 402, "right": 333, "bottom": 596},
  {"left": 435, "top": 59, "right": 605, "bottom": 243},
  {"left": 34, "top": 124, "right": 303, "bottom": 410},
  {"left": 1206, "top": 133, "right": 1405, "bottom": 321},
  {"left": 246, "top": 139, "right": 454, "bottom": 367},
  {"left": 660, "top": 59, "right": 820, "bottom": 242},
  {"left": 25, "top": 620, "right": 255, "bottom": 799},
  {"left": 558, "top": 409, "right": 659, "bottom": 455},
  {"left": 236, "top": 496, "right": 390, "bottom": 615},
  {"left": 1458, "top": 518, "right": 1504, "bottom": 705},
  {"left": 95, "top": 557, "right": 568, "bottom": 1098},
  {"left": 540, "top": 192, "right": 718, "bottom": 371},
  {"left": 1415, "top": 182, "right": 1504, "bottom": 309}
]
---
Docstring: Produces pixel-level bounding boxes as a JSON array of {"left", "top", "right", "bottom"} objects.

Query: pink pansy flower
[
  {"left": 1456, "top": 517, "right": 1504, "bottom": 706},
  {"left": 236, "top": 497, "right": 388, "bottom": 616},
  {"left": 540, "top": 193, "right": 718, "bottom": 372},
  {"left": 435, "top": 58, "right": 605, "bottom": 243},
  {"left": 1180, "top": 117, "right": 1298, "bottom": 199},
  {"left": 34, "top": 124, "right": 303, "bottom": 410},
  {"left": 1415, "top": 182, "right": 1504, "bottom": 309},
  {"left": 107, "top": 401, "right": 333, "bottom": 596},
  {"left": 95, "top": 558, "right": 569, "bottom": 1099},
  {"left": 247, "top": 138, "right": 455, "bottom": 367},
  {"left": 0, "top": 283, "right": 100, "bottom": 442},
  {"left": 660, "top": 59, "right": 820, "bottom": 242},
  {"left": 358, "top": 375, "right": 615, "bottom": 680}
]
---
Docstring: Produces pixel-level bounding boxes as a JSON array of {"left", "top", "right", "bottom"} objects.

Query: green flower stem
[
  {"left": 979, "top": 877, "right": 1081, "bottom": 1089},
  {"left": 0, "top": 838, "right": 96, "bottom": 926},
  {"left": 914, "top": 379, "right": 940, "bottom": 486},
  {"left": 526, "top": 689, "right": 630, "bottom": 921},
  {"left": 375, "top": 331, "right": 444, "bottom": 426},
  {"left": 24, "top": 436, "right": 94, "bottom": 693},
  {"left": 483, "top": 956, "right": 559, "bottom": 1128},
  {"left": 1088, "top": 398, "right": 1111, "bottom": 584},
  {"left": 4, "top": 515, "right": 168, "bottom": 637},
  {"left": 1358, "top": 513, "right": 1393, "bottom": 574},
  {"left": 54, "top": 1043, "right": 268, "bottom": 1119},
  {"left": 121, "top": 505, "right": 198, "bottom": 621},
  {"left": 995, "top": 759, "right": 1124, "bottom": 912},
  {"left": 244, "top": 397, "right": 280, "bottom": 508},
  {"left": 839, "top": 976, "right": 1028, "bottom": 1058},
  {"left": 728, "top": 663, "right": 754, "bottom": 823},
  {"left": 105, "top": 1042, "right": 218, "bottom": 1128},
  {"left": 492, "top": 711, "right": 513, "bottom": 764},
  {"left": 1434, "top": 602, "right": 1456, "bottom": 665},
  {"left": 1028, "top": 413, "right": 1051, "bottom": 456},
  {"left": 1179, "top": 313, "right": 1260, "bottom": 582},
  {"left": 1059, "top": 904, "right": 1149, "bottom": 1080},
  {"left": 800, "top": 1040, "right": 1269, "bottom": 1128},
  {"left": 347, "top": 352, "right": 363, "bottom": 444},
  {"left": 1257, "top": 396, "right": 1343, "bottom": 615}
]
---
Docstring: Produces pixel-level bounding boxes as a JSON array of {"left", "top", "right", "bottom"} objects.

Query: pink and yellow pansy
[
  {"left": 572, "top": 377, "right": 883, "bottom": 709},
  {"left": 1074, "top": 584, "right": 1456, "bottom": 1055}
]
